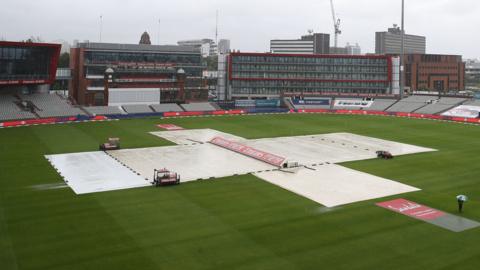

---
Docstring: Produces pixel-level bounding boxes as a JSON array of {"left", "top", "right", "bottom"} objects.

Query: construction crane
[{"left": 329, "top": 0, "right": 341, "bottom": 49}]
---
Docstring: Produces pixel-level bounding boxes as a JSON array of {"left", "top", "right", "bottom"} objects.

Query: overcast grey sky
[{"left": 1, "top": 0, "right": 479, "bottom": 58}]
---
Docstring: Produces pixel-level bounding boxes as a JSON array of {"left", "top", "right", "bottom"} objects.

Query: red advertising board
[
  {"left": 211, "top": 110, "right": 245, "bottom": 115},
  {"left": 210, "top": 136, "right": 286, "bottom": 167},
  {"left": 163, "top": 111, "right": 204, "bottom": 117},
  {"left": 377, "top": 199, "right": 446, "bottom": 221},
  {"left": 157, "top": 124, "right": 184, "bottom": 130},
  {"left": 298, "top": 109, "right": 329, "bottom": 113}
]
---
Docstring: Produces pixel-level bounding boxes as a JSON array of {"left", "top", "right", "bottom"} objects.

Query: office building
[
  {"left": 70, "top": 42, "right": 207, "bottom": 106},
  {"left": 466, "top": 59, "right": 480, "bottom": 80},
  {"left": 225, "top": 52, "right": 400, "bottom": 99},
  {"left": 376, "top": 25, "right": 426, "bottom": 54},
  {"left": 405, "top": 54, "right": 465, "bottom": 92},
  {"left": 330, "top": 47, "right": 348, "bottom": 55},
  {"left": 270, "top": 33, "right": 330, "bottom": 54},
  {"left": 177, "top": 39, "right": 217, "bottom": 57},
  {"left": 346, "top": 43, "right": 362, "bottom": 55},
  {"left": 218, "top": 39, "right": 231, "bottom": 54}
]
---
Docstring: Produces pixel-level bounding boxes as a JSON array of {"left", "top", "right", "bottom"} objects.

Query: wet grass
[{"left": 1, "top": 114, "right": 479, "bottom": 269}]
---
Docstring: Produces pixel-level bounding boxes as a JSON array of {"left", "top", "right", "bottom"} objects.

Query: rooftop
[{"left": 76, "top": 42, "right": 201, "bottom": 54}]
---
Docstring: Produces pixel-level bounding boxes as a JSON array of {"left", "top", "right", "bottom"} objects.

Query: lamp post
[
  {"left": 104, "top": 67, "right": 114, "bottom": 106},
  {"left": 399, "top": 0, "right": 405, "bottom": 99},
  {"left": 99, "top": 15, "right": 103, "bottom": 42}
]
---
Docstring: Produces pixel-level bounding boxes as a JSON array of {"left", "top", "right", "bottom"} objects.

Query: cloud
[{"left": 0, "top": 0, "right": 478, "bottom": 58}]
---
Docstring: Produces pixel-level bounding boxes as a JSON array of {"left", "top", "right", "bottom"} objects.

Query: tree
[
  {"left": 24, "top": 36, "right": 44, "bottom": 43},
  {"left": 139, "top": 31, "right": 151, "bottom": 45},
  {"left": 58, "top": 52, "right": 70, "bottom": 68}
]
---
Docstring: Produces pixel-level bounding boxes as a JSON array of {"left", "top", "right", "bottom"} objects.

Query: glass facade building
[
  {"left": 83, "top": 51, "right": 203, "bottom": 77},
  {"left": 0, "top": 42, "right": 60, "bottom": 86},
  {"left": 228, "top": 53, "right": 394, "bottom": 98},
  {"left": 70, "top": 42, "right": 207, "bottom": 106}
]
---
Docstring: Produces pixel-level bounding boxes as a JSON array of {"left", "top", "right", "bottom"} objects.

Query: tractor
[
  {"left": 153, "top": 169, "right": 180, "bottom": 187},
  {"left": 376, "top": 150, "right": 393, "bottom": 159},
  {"left": 99, "top": 138, "right": 120, "bottom": 151}
]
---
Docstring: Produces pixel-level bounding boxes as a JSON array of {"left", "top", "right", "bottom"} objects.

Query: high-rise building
[
  {"left": 218, "top": 39, "right": 230, "bottom": 55},
  {"left": 270, "top": 33, "right": 330, "bottom": 54},
  {"left": 375, "top": 25, "right": 426, "bottom": 54},
  {"left": 177, "top": 39, "right": 217, "bottom": 57},
  {"left": 346, "top": 43, "right": 361, "bottom": 55},
  {"left": 330, "top": 47, "right": 348, "bottom": 55},
  {"left": 466, "top": 59, "right": 480, "bottom": 79}
]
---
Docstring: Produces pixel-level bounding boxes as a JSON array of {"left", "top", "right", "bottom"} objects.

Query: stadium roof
[{"left": 76, "top": 42, "right": 201, "bottom": 54}]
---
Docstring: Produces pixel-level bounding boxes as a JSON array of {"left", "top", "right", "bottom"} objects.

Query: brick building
[
  {"left": 405, "top": 54, "right": 465, "bottom": 92},
  {"left": 70, "top": 42, "right": 207, "bottom": 106}
]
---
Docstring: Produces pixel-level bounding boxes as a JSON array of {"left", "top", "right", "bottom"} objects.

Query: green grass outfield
[{"left": 1, "top": 113, "right": 480, "bottom": 270}]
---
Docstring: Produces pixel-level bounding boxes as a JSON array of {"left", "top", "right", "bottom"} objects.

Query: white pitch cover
[
  {"left": 45, "top": 151, "right": 150, "bottom": 194},
  {"left": 441, "top": 105, "right": 480, "bottom": 118}
]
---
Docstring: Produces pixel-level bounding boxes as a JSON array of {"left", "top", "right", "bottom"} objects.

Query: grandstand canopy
[{"left": 0, "top": 41, "right": 61, "bottom": 87}]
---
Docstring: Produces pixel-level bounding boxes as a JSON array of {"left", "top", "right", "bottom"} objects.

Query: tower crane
[{"left": 329, "top": 0, "right": 341, "bottom": 49}]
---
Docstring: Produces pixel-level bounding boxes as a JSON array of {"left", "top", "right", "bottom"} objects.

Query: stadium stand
[
  {"left": 83, "top": 106, "right": 127, "bottom": 116},
  {"left": 3, "top": 91, "right": 479, "bottom": 124},
  {"left": 181, "top": 102, "right": 216, "bottom": 111},
  {"left": 414, "top": 97, "right": 467, "bottom": 114},
  {"left": 283, "top": 97, "right": 295, "bottom": 110},
  {"left": 364, "top": 99, "right": 398, "bottom": 111},
  {"left": 209, "top": 102, "right": 222, "bottom": 110},
  {"left": 415, "top": 103, "right": 456, "bottom": 114},
  {"left": 386, "top": 95, "right": 437, "bottom": 113},
  {"left": 0, "top": 94, "right": 37, "bottom": 121},
  {"left": 436, "top": 97, "right": 468, "bottom": 105},
  {"left": 20, "top": 93, "right": 86, "bottom": 118},
  {"left": 464, "top": 100, "right": 480, "bottom": 106},
  {"left": 121, "top": 105, "right": 154, "bottom": 114},
  {"left": 150, "top": 103, "right": 184, "bottom": 113}
]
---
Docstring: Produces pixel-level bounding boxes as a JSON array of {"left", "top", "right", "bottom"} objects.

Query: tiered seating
[
  {"left": 150, "top": 103, "right": 184, "bottom": 113},
  {"left": 209, "top": 102, "right": 222, "bottom": 110},
  {"left": 386, "top": 95, "right": 436, "bottom": 113},
  {"left": 122, "top": 105, "right": 154, "bottom": 114},
  {"left": 20, "top": 93, "right": 86, "bottom": 118},
  {"left": 415, "top": 103, "right": 455, "bottom": 114},
  {"left": 437, "top": 97, "right": 467, "bottom": 105},
  {"left": 364, "top": 99, "right": 398, "bottom": 111},
  {"left": 84, "top": 106, "right": 126, "bottom": 116},
  {"left": 0, "top": 94, "right": 36, "bottom": 121},
  {"left": 415, "top": 97, "right": 467, "bottom": 114},
  {"left": 464, "top": 100, "right": 480, "bottom": 106},
  {"left": 181, "top": 102, "right": 216, "bottom": 111}
]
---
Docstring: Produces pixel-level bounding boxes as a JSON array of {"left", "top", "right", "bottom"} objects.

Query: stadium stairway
[
  {"left": 411, "top": 102, "right": 434, "bottom": 113},
  {"left": 383, "top": 99, "right": 401, "bottom": 112},
  {"left": 78, "top": 106, "right": 92, "bottom": 116},
  {"left": 283, "top": 97, "right": 295, "bottom": 110},
  {"left": 209, "top": 102, "right": 222, "bottom": 110}
]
